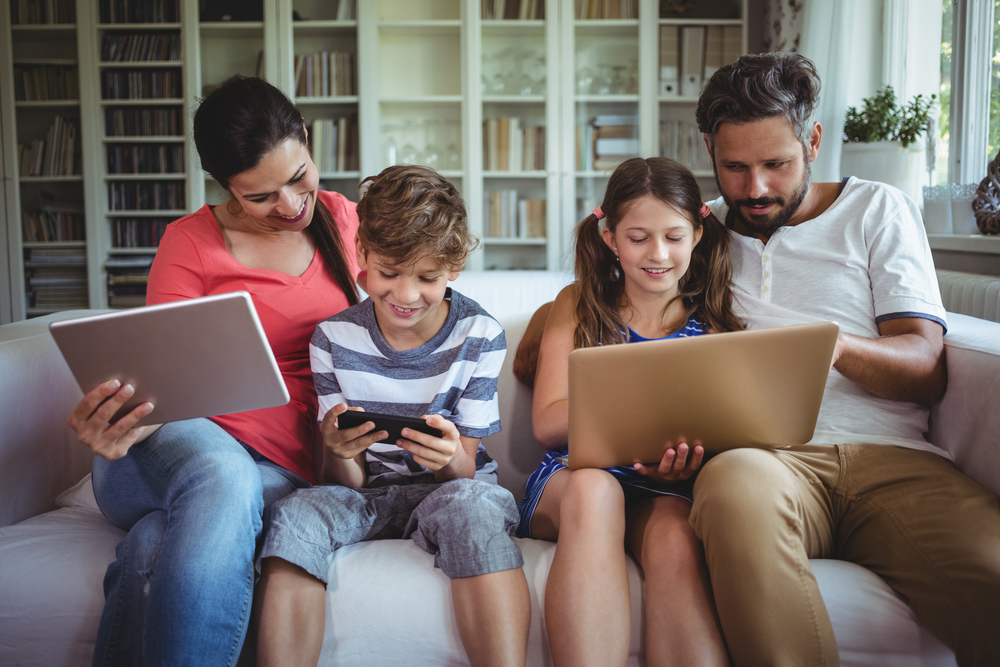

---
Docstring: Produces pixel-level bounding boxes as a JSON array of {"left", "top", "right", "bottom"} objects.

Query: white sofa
[{"left": 2, "top": 269, "right": 999, "bottom": 667}]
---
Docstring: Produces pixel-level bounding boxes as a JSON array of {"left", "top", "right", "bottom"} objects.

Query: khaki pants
[{"left": 690, "top": 444, "right": 1000, "bottom": 667}]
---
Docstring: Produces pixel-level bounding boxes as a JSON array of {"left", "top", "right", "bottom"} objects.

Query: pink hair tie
[
  {"left": 700, "top": 203, "right": 711, "bottom": 219},
  {"left": 592, "top": 206, "right": 605, "bottom": 220}
]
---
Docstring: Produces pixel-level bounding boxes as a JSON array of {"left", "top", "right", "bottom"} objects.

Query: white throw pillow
[{"left": 55, "top": 474, "right": 101, "bottom": 513}]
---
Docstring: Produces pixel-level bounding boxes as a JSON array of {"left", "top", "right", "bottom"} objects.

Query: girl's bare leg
[
  {"left": 256, "top": 557, "right": 327, "bottom": 667},
  {"left": 452, "top": 567, "right": 531, "bottom": 667},
  {"left": 627, "top": 496, "right": 730, "bottom": 667},
  {"left": 531, "top": 468, "right": 631, "bottom": 667}
]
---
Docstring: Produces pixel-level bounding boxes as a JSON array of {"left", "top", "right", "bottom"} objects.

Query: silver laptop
[
  {"left": 567, "top": 321, "right": 839, "bottom": 469},
  {"left": 49, "top": 291, "right": 290, "bottom": 427}
]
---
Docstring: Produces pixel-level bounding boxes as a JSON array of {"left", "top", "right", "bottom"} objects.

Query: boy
[{"left": 255, "top": 165, "right": 529, "bottom": 667}]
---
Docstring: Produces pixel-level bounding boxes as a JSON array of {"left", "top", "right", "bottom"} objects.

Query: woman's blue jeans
[{"left": 90, "top": 418, "right": 309, "bottom": 667}]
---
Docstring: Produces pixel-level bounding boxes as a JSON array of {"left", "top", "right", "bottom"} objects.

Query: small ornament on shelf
[{"left": 973, "top": 150, "right": 1000, "bottom": 235}]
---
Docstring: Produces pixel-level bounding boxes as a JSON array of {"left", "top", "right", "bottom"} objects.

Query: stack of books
[
  {"left": 10, "top": 0, "right": 76, "bottom": 24},
  {"left": 106, "top": 144, "right": 184, "bottom": 174},
  {"left": 101, "top": 69, "right": 182, "bottom": 100},
  {"left": 112, "top": 218, "right": 172, "bottom": 248},
  {"left": 578, "top": 114, "right": 638, "bottom": 172},
  {"left": 659, "top": 119, "right": 712, "bottom": 172},
  {"left": 107, "top": 182, "right": 185, "bottom": 210},
  {"left": 104, "top": 107, "right": 183, "bottom": 137},
  {"left": 100, "top": 0, "right": 180, "bottom": 24},
  {"left": 101, "top": 33, "right": 181, "bottom": 62},
  {"left": 24, "top": 248, "right": 88, "bottom": 310},
  {"left": 485, "top": 190, "right": 546, "bottom": 239},
  {"left": 309, "top": 116, "right": 358, "bottom": 173},
  {"left": 483, "top": 118, "right": 545, "bottom": 172},
  {"left": 294, "top": 52, "right": 356, "bottom": 97},
  {"left": 18, "top": 116, "right": 79, "bottom": 177},
  {"left": 105, "top": 255, "right": 155, "bottom": 308}
]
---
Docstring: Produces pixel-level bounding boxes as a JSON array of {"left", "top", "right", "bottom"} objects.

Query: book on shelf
[
  {"left": 106, "top": 143, "right": 184, "bottom": 174},
  {"left": 485, "top": 190, "right": 546, "bottom": 239},
  {"left": 659, "top": 119, "right": 712, "bottom": 172},
  {"left": 104, "top": 107, "right": 183, "bottom": 137},
  {"left": 294, "top": 52, "right": 356, "bottom": 98},
  {"left": 25, "top": 264, "right": 89, "bottom": 310},
  {"left": 22, "top": 199, "right": 85, "bottom": 243},
  {"left": 107, "top": 182, "right": 185, "bottom": 210},
  {"left": 335, "top": 0, "right": 356, "bottom": 20},
  {"left": 99, "top": 0, "right": 181, "bottom": 24},
  {"left": 481, "top": 0, "right": 545, "bottom": 19},
  {"left": 10, "top": 0, "right": 76, "bottom": 24},
  {"left": 13, "top": 65, "right": 79, "bottom": 101},
  {"left": 575, "top": 0, "right": 637, "bottom": 19},
  {"left": 680, "top": 26, "right": 705, "bottom": 97},
  {"left": 101, "top": 33, "right": 181, "bottom": 63},
  {"left": 18, "top": 115, "right": 79, "bottom": 177},
  {"left": 659, "top": 25, "right": 679, "bottom": 96},
  {"left": 483, "top": 118, "right": 545, "bottom": 171},
  {"left": 24, "top": 247, "right": 87, "bottom": 265},
  {"left": 101, "top": 69, "right": 182, "bottom": 100},
  {"left": 309, "top": 115, "right": 358, "bottom": 173},
  {"left": 112, "top": 218, "right": 172, "bottom": 248},
  {"left": 704, "top": 26, "right": 724, "bottom": 81}
]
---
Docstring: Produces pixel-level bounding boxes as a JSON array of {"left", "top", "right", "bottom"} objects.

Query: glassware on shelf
[
  {"left": 443, "top": 120, "right": 461, "bottom": 170},
  {"left": 595, "top": 64, "right": 612, "bottom": 95},
  {"left": 626, "top": 58, "right": 639, "bottom": 94},
  {"left": 611, "top": 65, "right": 627, "bottom": 94},
  {"left": 576, "top": 65, "right": 594, "bottom": 95},
  {"left": 400, "top": 119, "right": 419, "bottom": 165},
  {"left": 382, "top": 123, "right": 399, "bottom": 168},
  {"left": 421, "top": 120, "right": 441, "bottom": 169}
]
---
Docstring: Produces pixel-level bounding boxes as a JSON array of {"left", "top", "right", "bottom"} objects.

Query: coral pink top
[{"left": 147, "top": 190, "right": 360, "bottom": 483}]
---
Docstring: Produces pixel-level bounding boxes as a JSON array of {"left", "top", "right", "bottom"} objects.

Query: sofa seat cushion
[{"left": 0, "top": 502, "right": 955, "bottom": 667}]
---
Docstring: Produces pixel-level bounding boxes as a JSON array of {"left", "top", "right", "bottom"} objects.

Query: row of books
[
  {"left": 309, "top": 116, "right": 359, "bottom": 174},
  {"left": 481, "top": 0, "right": 545, "bottom": 20},
  {"left": 101, "top": 32, "right": 181, "bottom": 62},
  {"left": 107, "top": 182, "right": 185, "bottom": 210},
  {"left": 106, "top": 144, "right": 184, "bottom": 174},
  {"left": 101, "top": 69, "right": 182, "bottom": 100},
  {"left": 111, "top": 218, "right": 171, "bottom": 248},
  {"left": 99, "top": 0, "right": 180, "bottom": 24},
  {"left": 22, "top": 201, "right": 85, "bottom": 243},
  {"left": 104, "top": 107, "right": 183, "bottom": 137},
  {"left": 10, "top": 0, "right": 76, "bottom": 24},
  {"left": 659, "top": 26, "right": 741, "bottom": 97},
  {"left": 25, "top": 266, "right": 89, "bottom": 310},
  {"left": 106, "top": 255, "right": 155, "bottom": 308},
  {"left": 483, "top": 118, "right": 546, "bottom": 172},
  {"left": 293, "top": 51, "right": 356, "bottom": 98},
  {"left": 13, "top": 65, "right": 79, "bottom": 101},
  {"left": 659, "top": 119, "right": 712, "bottom": 172},
  {"left": 573, "top": 0, "right": 637, "bottom": 19},
  {"left": 485, "top": 190, "right": 547, "bottom": 239},
  {"left": 18, "top": 115, "right": 79, "bottom": 177}
]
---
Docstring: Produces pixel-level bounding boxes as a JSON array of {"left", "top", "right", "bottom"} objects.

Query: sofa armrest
[
  {"left": 929, "top": 313, "right": 1000, "bottom": 496},
  {"left": 0, "top": 311, "right": 99, "bottom": 527}
]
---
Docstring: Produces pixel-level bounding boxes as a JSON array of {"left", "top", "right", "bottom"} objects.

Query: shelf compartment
[{"left": 200, "top": 21, "right": 264, "bottom": 38}]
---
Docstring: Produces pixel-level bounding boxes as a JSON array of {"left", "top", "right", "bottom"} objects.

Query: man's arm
[{"left": 832, "top": 316, "right": 946, "bottom": 406}]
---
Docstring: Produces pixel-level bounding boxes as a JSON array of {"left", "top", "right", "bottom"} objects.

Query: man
[{"left": 515, "top": 52, "right": 1000, "bottom": 667}]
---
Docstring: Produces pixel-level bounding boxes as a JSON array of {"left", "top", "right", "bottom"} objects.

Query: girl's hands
[
  {"left": 632, "top": 437, "right": 705, "bottom": 483},
  {"left": 398, "top": 414, "right": 464, "bottom": 472},
  {"left": 67, "top": 379, "right": 157, "bottom": 461},
  {"left": 319, "top": 403, "right": 388, "bottom": 459}
]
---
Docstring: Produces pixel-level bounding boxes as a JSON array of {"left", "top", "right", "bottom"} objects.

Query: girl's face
[
  {"left": 602, "top": 194, "right": 703, "bottom": 301},
  {"left": 226, "top": 136, "right": 320, "bottom": 233}
]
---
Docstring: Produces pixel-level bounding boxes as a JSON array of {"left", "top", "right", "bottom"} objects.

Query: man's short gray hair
[{"left": 696, "top": 52, "right": 821, "bottom": 148}]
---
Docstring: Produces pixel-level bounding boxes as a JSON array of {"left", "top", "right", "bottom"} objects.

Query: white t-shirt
[{"left": 709, "top": 177, "right": 949, "bottom": 457}]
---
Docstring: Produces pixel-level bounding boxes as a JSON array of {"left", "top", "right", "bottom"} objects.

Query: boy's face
[{"left": 356, "top": 237, "right": 460, "bottom": 350}]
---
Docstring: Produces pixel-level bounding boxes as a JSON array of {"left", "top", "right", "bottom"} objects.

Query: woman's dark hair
[
  {"left": 574, "top": 157, "right": 744, "bottom": 349},
  {"left": 193, "top": 75, "right": 357, "bottom": 306},
  {"left": 696, "top": 52, "right": 821, "bottom": 149}
]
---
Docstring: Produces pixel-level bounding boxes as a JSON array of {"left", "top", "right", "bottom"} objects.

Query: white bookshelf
[{"left": 0, "top": 0, "right": 748, "bottom": 319}]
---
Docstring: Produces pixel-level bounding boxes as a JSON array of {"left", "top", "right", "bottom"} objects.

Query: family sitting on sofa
[{"left": 70, "top": 54, "right": 1000, "bottom": 667}]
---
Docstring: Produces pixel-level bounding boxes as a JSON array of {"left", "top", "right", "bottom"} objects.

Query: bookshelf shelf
[
  {"left": 296, "top": 95, "right": 359, "bottom": 104},
  {"left": 483, "top": 237, "right": 547, "bottom": 245},
  {"left": 23, "top": 241, "right": 87, "bottom": 248},
  {"left": 103, "top": 173, "right": 187, "bottom": 180},
  {"left": 105, "top": 210, "right": 186, "bottom": 217},
  {"left": 99, "top": 98, "right": 185, "bottom": 105},
  {"left": 108, "top": 246, "right": 160, "bottom": 254},
  {"left": 99, "top": 61, "right": 184, "bottom": 68},
  {"left": 103, "top": 135, "right": 185, "bottom": 142},
  {"left": 97, "top": 23, "right": 183, "bottom": 30},
  {"left": 318, "top": 171, "right": 361, "bottom": 179},
  {"left": 15, "top": 99, "right": 80, "bottom": 107},
  {"left": 293, "top": 20, "right": 358, "bottom": 34}
]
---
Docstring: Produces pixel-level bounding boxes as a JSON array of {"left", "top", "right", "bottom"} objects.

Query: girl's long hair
[
  {"left": 193, "top": 75, "right": 357, "bottom": 306},
  {"left": 574, "top": 157, "right": 743, "bottom": 349}
]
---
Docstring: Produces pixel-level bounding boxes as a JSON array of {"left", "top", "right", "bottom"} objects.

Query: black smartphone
[{"left": 336, "top": 410, "right": 444, "bottom": 445}]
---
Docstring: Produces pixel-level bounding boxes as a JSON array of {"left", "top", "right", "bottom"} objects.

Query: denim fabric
[
  {"left": 90, "top": 418, "right": 309, "bottom": 667},
  {"left": 261, "top": 477, "right": 524, "bottom": 582}
]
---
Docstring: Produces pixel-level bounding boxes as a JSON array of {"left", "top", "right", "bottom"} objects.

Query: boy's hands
[
  {"left": 319, "top": 403, "right": 388, "bottom": 459},
  {"left": 632, "top": 437, "right": 705, "bottom": 483},
  {"left": 399, "top": 415, "right": 475, "bottom": 481}
]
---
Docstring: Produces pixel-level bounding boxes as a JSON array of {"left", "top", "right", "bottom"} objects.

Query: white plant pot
[{"left": 840, "top": 141, "right": 925, "bottom": 208}]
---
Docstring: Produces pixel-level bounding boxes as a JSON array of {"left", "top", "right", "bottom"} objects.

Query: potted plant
[{"left": 841, "top": 86, "right": 935, "bottom": 206}]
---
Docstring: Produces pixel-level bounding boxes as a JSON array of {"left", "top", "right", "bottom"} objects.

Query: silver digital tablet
[
  {"left": 567, "top": 321, "right": 839, "bottom": 469},
  {"left": 49, "top": 291, "right": 290, "bottom": 427}
]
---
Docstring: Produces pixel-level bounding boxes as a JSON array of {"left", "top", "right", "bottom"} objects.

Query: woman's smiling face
[{"left": 226, "top": 136, "right": 320, "bottom": 232}]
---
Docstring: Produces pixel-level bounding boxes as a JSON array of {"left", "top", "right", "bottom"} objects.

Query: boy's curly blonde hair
[{"left": 355, "top": 165, "right": 479, "bottom": 272}]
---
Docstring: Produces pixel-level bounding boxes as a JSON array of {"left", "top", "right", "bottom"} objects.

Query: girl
[{"left": 518, "top": 157, "right": 743, "bottom": 667}]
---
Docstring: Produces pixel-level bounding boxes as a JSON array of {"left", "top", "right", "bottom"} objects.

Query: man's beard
[{"left": 715, "top": 148, "right": 812, "bottom": 237}]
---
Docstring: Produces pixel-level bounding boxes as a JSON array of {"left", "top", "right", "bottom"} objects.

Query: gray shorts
[{"left": 259, "top": 477, "right": 524, "bottom": 582}]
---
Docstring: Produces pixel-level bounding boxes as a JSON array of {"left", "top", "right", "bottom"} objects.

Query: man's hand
[
  {"left": 513, "top": 301, "right": 553, "bottom": 388},
  {"left": 632, "top": 437, "right": 705, "bottom": 483}
]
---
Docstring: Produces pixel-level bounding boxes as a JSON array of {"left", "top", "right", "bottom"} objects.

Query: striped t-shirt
[{"left": 310, "top": 288, "right": 505, "bottom": 487}]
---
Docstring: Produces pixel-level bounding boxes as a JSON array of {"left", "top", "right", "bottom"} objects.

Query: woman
[{"left": 68, "top": 76, "right": 360, "bottom": 666}]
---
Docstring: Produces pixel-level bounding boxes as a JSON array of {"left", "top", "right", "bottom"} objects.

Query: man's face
[{"left": 709, "top": 116, "right": 819, "bottom": 238}]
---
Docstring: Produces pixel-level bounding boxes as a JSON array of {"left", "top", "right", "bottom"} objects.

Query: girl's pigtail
[
  {"left": 574, "top": 213, "right": 627, "bottom": 348},
  {"left": 682, "top": 212, "right": 744, "bottom": 333}
]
